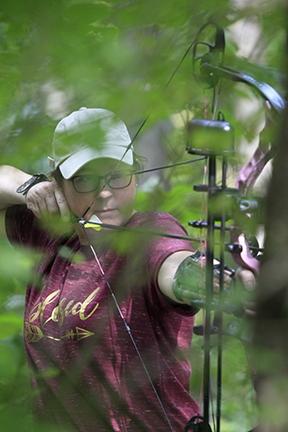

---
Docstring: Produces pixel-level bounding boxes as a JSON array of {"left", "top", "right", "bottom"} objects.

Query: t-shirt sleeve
[
  {"left": 131, "top": 212, "right": 198, "bottom": 315},
  {"left": 144, "top": 213, "right": 195, "bottom": 277},
  {"left": 5, "top": 205, "right": 52, "bottom": 251}
]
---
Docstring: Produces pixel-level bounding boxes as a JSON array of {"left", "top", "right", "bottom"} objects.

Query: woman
[{"left": 0, "top": 107, "right": 205, "bottom": 432}]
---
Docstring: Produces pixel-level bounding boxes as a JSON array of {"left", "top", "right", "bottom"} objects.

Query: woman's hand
[{"left": 25, "top": 181, "right": 70, "bottom": 221}]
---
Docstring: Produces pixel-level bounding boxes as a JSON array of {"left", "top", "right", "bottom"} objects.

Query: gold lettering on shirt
[
  {"left": 65, "top": 300, "right": 75, "bottom": 316},
  {"left": 80, "top": 289, "right": 100, "bottom": 320},
  {"left": 48, "top": 287, "right": 100, "bottom": 325},
  {"left": 40, "top": 290, "right": 62, "bottom": 329},
  {"left": 29, "top": 290, "right": 60, "bottom": 326},
  {"left": 26, "top": 288, "right": 101, "bottom": 343},
  {"left": 71, "top": 302, "right": 82, "bottom": 316},
  {"left": 24, "top": 322, "right": 95, "bottom": 343}
]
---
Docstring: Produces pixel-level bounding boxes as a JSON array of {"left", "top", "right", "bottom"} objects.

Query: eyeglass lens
[{"left": 72, "top": 173, "right": 133, "bottom": 193}]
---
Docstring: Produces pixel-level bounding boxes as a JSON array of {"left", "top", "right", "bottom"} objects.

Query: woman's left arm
[
  {"left": 157, "top": 250, "right": 196, "bottom": 305},
  {"left": 158, "top": 251, "right": 256, "bottom": 310}
]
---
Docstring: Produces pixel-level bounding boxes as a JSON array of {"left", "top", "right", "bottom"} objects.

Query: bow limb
[
  {"left": 236, "top": 143, "right": 271, "bottom": 197},
  {"left": 231, "top": 100, "right": 282, "bottom": 275},
  {"left": 236, "top": 101, "right": 277, "bottom": 196}
]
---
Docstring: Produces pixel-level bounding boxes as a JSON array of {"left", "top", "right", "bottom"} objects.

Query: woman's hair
[{"left": 51, "top": 167, "right": 63, "bottom": 184}]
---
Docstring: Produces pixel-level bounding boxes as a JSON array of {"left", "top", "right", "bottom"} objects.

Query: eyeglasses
[{"left": 70, "top": 172, "right": 134, "bottom": 193}]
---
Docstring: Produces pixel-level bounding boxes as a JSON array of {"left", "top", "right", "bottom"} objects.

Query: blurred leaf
[
  {"left": 0, "top": 313, "right": 23, "bottom": 339},
  {"left": 0, "top": 0, "right": 286, "bottom": 429}
]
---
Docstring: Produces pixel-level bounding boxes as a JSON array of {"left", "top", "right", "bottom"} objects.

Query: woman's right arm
[
  {"left": 0, "top": 165, "right": 31, "bottom": 239},
  {"left": 0, "top": 165, "right": 69, "bottom": 239},
  {"left": 0, "top": 165, "right": 31, "bottom": 211}
]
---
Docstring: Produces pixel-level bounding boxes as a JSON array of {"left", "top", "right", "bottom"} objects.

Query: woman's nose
[{"left": 96, "top": 180, "right": 113, "bottom": 198}]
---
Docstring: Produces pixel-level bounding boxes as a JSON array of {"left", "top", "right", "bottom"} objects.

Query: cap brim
[{"left": 59, "top": 146, "right": 134, "bottom": 179}]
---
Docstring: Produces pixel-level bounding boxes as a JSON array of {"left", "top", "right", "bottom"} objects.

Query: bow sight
[{"left": 185, "top": 21, "right": 285, "bottom": 432}]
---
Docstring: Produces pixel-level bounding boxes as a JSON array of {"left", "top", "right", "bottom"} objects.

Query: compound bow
[{"left": 79, "top": 21, "right": 285, "bottom": 432}]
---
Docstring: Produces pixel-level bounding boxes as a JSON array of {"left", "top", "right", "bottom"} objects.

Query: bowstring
[
  {"left": 212, "top": 77, "right": 226, "bottom": 432},
  {"left": 198, "top": 157, "right": 207, "bottom": 420},
  {"left": 80, "top": 225, "right": 175, "bottom": 432}
]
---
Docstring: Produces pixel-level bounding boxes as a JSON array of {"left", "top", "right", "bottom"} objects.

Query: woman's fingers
[
  {"left": 51, "top": 184, "right": 70, "bottom": 221},
  {"left": 26, "top": 181, "right": 70, "bottom": 221},
  {"left": 236, "top": 267, "right": 256, "bottom": 291}
]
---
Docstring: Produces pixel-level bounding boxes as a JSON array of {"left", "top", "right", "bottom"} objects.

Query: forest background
[{"left": 0, "top": 0, "right": 287, "bottom": 431}]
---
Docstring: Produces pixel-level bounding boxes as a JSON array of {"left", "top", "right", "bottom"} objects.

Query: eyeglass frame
[{"left": 69, "top": 171, "right": 135, "bottom": 193}]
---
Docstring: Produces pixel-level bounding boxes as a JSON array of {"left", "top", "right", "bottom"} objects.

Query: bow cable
[{"left": 81, "top": 30, "right": 200, "bottom": 218}]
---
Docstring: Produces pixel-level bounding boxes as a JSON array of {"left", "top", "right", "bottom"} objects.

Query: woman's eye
[
  {"left": 80, "top": 176, "right": 91, "bottom": 182},
  {"left": 74, "top": 176, "right": 95, "bottom": 188},
  {"left": 110, "top": 174, "right": 121, "bottom": 180},
  {"left": 77, "top": 176, "right": 94, "bottom": 184}
]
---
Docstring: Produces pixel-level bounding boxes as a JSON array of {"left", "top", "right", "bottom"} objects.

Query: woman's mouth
[{"left": 96, "top": 209, "right": 116, "bottom": 214}]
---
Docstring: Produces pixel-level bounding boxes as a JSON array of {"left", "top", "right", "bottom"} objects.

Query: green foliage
[
  {"left": 0, "top": 299, "right": 32, "bottom": 431},
  {"left": 0, "top": 0, "right": 286, "bottom": 430}
]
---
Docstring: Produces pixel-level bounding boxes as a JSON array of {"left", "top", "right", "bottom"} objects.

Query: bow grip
[{"left": 229, "top": 230, "right": 260, "bottom": 275}]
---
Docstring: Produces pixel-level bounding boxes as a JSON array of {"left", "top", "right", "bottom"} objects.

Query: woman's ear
[
  {"left": 133, "top": 158, "right": 140, "bottom": 188},
  {"left": 133, "top": 153, "right": 146, "bottom": 187}
]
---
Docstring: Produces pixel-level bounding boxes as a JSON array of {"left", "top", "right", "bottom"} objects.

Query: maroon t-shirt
[{"left": 6, "top": 206, "right": 201, "bottom": 432}]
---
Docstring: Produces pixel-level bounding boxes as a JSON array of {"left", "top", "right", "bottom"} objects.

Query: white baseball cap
[{"left": 48, "top": 107, "right": 134, "bottom": 179}]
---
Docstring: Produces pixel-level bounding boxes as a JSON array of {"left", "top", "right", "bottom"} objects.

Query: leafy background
[{"left": 0, "top": 0, "right": 286, "bottom": 431}]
